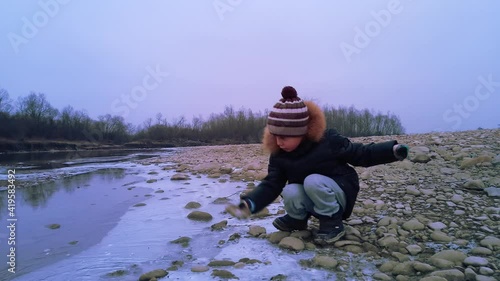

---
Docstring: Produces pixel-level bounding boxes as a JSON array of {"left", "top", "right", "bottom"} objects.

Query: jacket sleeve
[
  {"left": 333, "top": 133, "right": 399, "bottom": 167},
  {"left": 241, "top": 155, "right": 287, "bottom": 214}
]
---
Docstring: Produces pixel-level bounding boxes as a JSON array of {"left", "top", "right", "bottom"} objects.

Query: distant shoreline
[
  {"left": 2, "top": 128, "right": 497, "bottom": 154},
  {"left": 0, "top": 138, "right": 213, "bottom": 154}
]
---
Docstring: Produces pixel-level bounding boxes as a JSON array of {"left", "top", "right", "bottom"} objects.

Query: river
[{"left": 0, "top": 149, "right": 344, "bottom": 281}]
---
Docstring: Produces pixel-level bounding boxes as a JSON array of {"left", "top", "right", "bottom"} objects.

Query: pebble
[
  {"left": 267, "top": 231, "right": 290, "bottom": 244},
  {"left": 187, "top": 211, "right": 213, "bottom": 222},
  {"left": 312, "top": 255, "right": 338, "bottom": 269},
  {"left": 139, "top": 129, "right": 500, "bottom": 281},
  {"left": 248, "top": 225, "right": 266, "bottom": 237},
  {"left": 278, "top": 237, "right": 305, "bottom": 251},
  {"left": 170, "top": 173, "right": 190, "bottom": 180},
  {"left": 190, "top": 266, "right": 209, "bottom": 272},
  {"left": 463, "top": 256, "right": 489, "bottom": 266}
]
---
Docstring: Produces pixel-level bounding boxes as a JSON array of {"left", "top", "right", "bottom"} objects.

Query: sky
[{"left": 1, "top": 0, "right": 499, "bottom": 134}]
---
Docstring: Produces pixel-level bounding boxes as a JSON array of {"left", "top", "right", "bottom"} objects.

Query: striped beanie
[{"left": 267, "top": 86, "right": 309, "bottom": 136}]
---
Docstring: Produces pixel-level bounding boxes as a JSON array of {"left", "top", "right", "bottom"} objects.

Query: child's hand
[
  {"left": 393, "top": 144, "right": 409, "bottom": 160},
  {"left": 225, "top": 201, "right": 251, "bottom": 219}
]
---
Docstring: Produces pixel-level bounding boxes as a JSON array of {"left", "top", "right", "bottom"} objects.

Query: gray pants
[{"left": 281, "top": 174, "right": 346, "bottom": 219}]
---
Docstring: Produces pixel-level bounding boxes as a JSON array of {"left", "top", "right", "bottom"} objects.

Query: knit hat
[{"left": 267, "top": 86, "right": 309, "bottom": 136}]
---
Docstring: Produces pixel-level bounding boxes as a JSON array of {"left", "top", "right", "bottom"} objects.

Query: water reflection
[
  {"left": 0, "top": 168, "right": 126, "bottom": 219},
  {"left": 0, "top": 149, "right": 166, "bottom": 170}
]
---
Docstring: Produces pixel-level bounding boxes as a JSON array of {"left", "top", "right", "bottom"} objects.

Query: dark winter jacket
[{"left": 241, "top": 101, "right": 399, "bottom": 219}]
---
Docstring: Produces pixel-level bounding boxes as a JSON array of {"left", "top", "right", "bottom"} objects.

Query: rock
[
  {"left": 312, "top": 255, "right": 338, "bottom": 269},
  {"left": 192, "top": 163, "right": 219, "bottom": 173},
  {"left": 212, "top": 197, "right": 230, "bottom": 204},
  {"left": 406, "top": 244, "right": 422, "bottom": 255},
  {"left": 219, "top": 166, "right": 233, "bottom": 174},
  {"left": 429, "top": 269, "right": 465, "bottom": 281},
  {"left": 428, "top": 222, "right": 447, "bottom": 230},
  {"left": 412, "top": 146, "right": 430, "bottom": 154},
  {"left": 373, "top": 272, "right": 392, "bottom": 281},
  {"left": 471, "top": 247, "right": 493, "bottom": 255},
  {"left": 465, "top": 268, "right": 477, "bottom": 281},
  {"left": 211, "top": 220, "right": 228, "bottom": 231},
  {"left": 484, "top": 207, "right": 500, "bottom": 214},
  {"left": 334, "top": 240, "right": 362, "bottom": 248},
  {"left": 184, "top": 201, "right": 201, "bottom": 209},
  {"left": 484, "top": 187, "right": 500, "bottom": 197},
  {"left": 479, "top": 267, "right": 494, "bottom": 275},
  {"left": 460, "top": 156, "right": 492, "bottom": 168},
  {"left": 138, "top": 269, "right": 168, "bottom": 281},
  {"left": 431, "top": 258, "right": 455, "bottom": 269},
  {"left": 106, "top": 269, "right": 128, "bottom": 277},
  {"left": 412, "top": 154, "right": 431, "bottom": 163},
  {"left": 344, "top": 245, "right": 364, "bottom": 254},
  {"left": 47, "top": 224, "right": 61, "bottom": 229},
  {"left": 270, "top": 274, "right": 287, "bottom": 280},
  {"left": 412, "top": 261, "right": 434, "bottom": 273},
  {"left": 211, "top": 269, "right": 238, "bottom": 279},
  {"left": 402, "top": 219, "right": 425, "bottom": 231},
  {"left": 479, "top": 236, "right": 500, "bottom": 250},
  {"left": 406, "top": 186, "right": 421, "bottom": 195},
  {"left": 290, "top": 230, "right": 312, "bottom": 239},
  {"left": 347, "top": 219, "right": 363, "bottom": 225},
  {"left": 208, "top": 260, "right": 236, "bottom": 267},
  {"left": 379, "top": 261, "right": 398, "bottom": 273},
  {"left": 419, "top": 277, "right": 448, "bottom": 281},
  {"left": 234, "top": 262, "right": 245, "bottom": 269},
  {"left": 133, "top": 203, "right": 146, "bottom": 207},
  {"left": 378, "top": 236, "right": 399, "bottom": 247},
  {"left": 170, "top": 236, "right": 191, "bottom": 247},
  {"left": 191, "top": 266, "right": 209, "bottom": 272},
  {"left": 171, "top": 173, "right": 190, "bottom": 180},
  {"left": 430, "top": 230, "right": 453, "bottom": 242},
  {"left": 268, "top": 231, "right": 290, "bottom": 244},
  {"left": 228, "top": 233, "right": 240, "bottom": 241},
  {"left": 392, "top": 261, "right": 415, "bottom": 276},
  {"left": 378, "top": 217, "right": 398, "bottom": 226},
  {"left": 248, "top": 225, "right": 266, "bottom": 237},
  {"left": 187, "top": 211, "right": 213, "bottom": 222},
  {"left": 475, "top": 275, "right": 497, "bottom": 281},
  {"left": 430, "top": 250, "right": 467, "bottom": 265},
  {"left": 463, "top": 179, "right": 485, "bottom": 190},
  {"left": 239, "top": 258, "right": 262, "bottom": 264},
  {"left": 463, "top": 256, "right": 489, "bottom": 266},
  {"left": 278, "top": 237, "right": 305, "bottom": 251}
]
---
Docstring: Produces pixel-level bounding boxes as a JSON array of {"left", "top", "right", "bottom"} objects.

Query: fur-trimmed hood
[{"left": 262, "top": 100, "right": 326, "bottom": 153}]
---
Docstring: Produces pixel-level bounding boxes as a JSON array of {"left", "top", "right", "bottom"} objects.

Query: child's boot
[
  {"left": 313, "top": 207, "right": 345, "bottom": 245},
  {"left": 272, "top": 214, "right": 309, "bottom": 232}
]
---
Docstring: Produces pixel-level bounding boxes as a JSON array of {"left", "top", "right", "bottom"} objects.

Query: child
[{"left": 226, "top": 86, "right": 409, "bottom": 245}]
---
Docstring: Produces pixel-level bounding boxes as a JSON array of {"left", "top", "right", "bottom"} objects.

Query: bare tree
[{"left": 0, "top": 88, "right": 13, "bottom": 114}]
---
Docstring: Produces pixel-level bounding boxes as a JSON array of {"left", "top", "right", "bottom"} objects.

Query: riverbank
[
  {"left": 134, "top": 128, "right": 500, "bottom": 280},
  {"left": 0, "top": 137, "right": 250, "bottom": 153}
]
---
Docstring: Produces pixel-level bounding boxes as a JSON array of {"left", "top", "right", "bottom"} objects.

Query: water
[
  {"left": 0, "top": 149, "right": 167, "bottom": 280},
  {"left": 0, "top": 149, "right": 371, "bottom": 281}
]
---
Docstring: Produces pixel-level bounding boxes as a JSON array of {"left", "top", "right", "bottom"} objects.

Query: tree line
[{"left": 0, "top": 89, "right": 405, "bottom": 148}]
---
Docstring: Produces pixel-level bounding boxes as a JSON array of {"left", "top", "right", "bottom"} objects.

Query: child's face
[{"left": 275, "top": 135, "right": 304, "bottom": 152}]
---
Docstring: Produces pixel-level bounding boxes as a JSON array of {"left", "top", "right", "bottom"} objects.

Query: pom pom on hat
[
  {"left": 281, "top": 86, "right": 298, "bottom": 100},
  {"left": 267, "top": 86, "right": 309, "bottom": 137}
]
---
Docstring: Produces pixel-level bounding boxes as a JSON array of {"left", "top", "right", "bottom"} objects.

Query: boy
[{"left": 226, "top": 86, "right": 409, "bottom": 245}]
